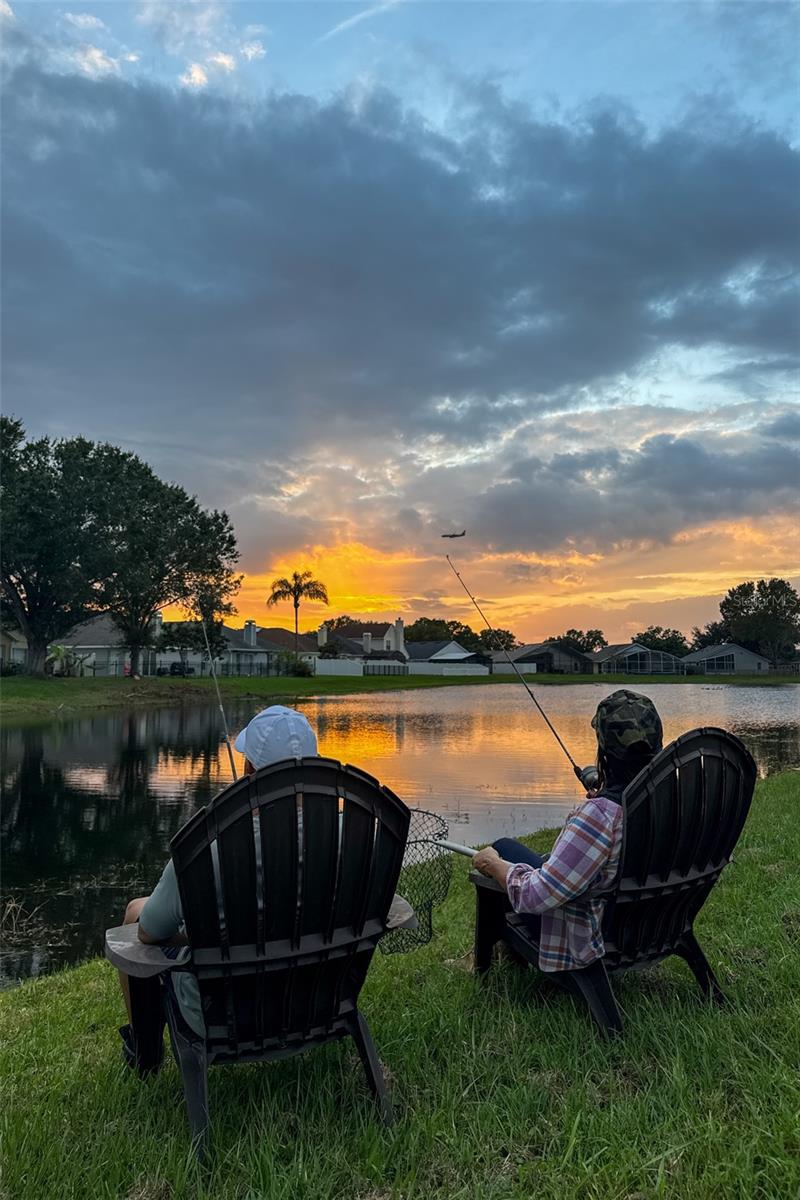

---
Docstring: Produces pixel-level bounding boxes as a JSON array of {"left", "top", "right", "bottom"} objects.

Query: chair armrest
[
  {"left": 385, "top": 893, "right": 417, "bottom": 931},
  {"left": 104, "top": 924, "right": 190, "bottom": 978},
  {"left": 468, "top": 869, "right": 505, "bottom": 894}
]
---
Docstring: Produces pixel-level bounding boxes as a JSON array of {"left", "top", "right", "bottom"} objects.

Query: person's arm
[
  {"left": 475, "top": 801, "right": 617, "bottom": 915},
  {"left": 137, "top": 860, "right": 185, "bottom": 945}
]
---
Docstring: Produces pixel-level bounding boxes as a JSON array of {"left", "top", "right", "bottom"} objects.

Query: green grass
[
  {"left": 2, "top": 774, "right": 799, "bottom": 1200},
  {"left": 2, "top": 670, "right": 796, "bottom": 723}
]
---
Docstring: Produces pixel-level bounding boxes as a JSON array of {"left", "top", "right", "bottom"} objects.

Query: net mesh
[{"left": 380, "top": 809, "right": 453, "bottom": 955}]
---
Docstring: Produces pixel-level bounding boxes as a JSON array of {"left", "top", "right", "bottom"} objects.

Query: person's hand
[{"left": 473, "top": 847, "right": 501, "bottom": 877}]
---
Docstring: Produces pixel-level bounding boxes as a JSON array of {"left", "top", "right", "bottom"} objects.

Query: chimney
[
  {"left": 150, "top": 611, "right": 164, "bottom": 636},
  {"left": 244, "top": 619, "right": 257, "bottom": 648},
  {"left": 395, "top": 617, "right": 405, "bottom": 656},
  {"left": 318, "top": 623, "right": 328, "bottom": 648},
  {"left": 363, "top": 632, "right": 373, "bottom": 654}
]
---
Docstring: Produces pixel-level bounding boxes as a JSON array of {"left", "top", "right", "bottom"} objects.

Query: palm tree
[{"left": 266, "top": 570, "right": 329, "bottom": 656}]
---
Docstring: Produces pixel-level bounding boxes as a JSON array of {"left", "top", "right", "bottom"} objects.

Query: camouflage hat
[{"left": 591, "top": 689, "right": 663, "bottom": 761}]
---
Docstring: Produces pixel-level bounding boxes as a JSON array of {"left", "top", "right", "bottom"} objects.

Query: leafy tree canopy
[
  {"left": 633, "top": 626, "right": 691, "bottom": 658},
  {"left": 719, "top": 578, "right": 800, "bottom": 665},
  {"left": 477, "top": 628, "right": 518, "bottom": 652},
  {"left": 0, "top": 417, "right": 240, "bottom": 675},
  {"left": 548, "top": 628, "right": 608, "bottom": 653}
]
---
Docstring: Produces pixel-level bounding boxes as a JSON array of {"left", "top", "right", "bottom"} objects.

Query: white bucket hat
[{"left": 234, "top": 705, "right": 318, "bottom": 768}]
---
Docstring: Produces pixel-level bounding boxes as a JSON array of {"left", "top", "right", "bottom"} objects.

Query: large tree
[
  {"left": 405, "top": 617, "right": 453, "bottom": 643},
  {"left": 0, "top": 419, "right": 120, "bottom": 672},
  {"left": 633, "top": 626, "right": 690, "bottom": 658},
  {"left": 94, "top": 457, "right": 239, "bottom": 675},
  {"left": 266, "top": 570, "right": 329, "bottom": 656},
  {"left": 549, "top": 628, "right": 608, "bottom": 653},
  {"left": 478, "top": 627, "right": 518, "bottom": 652},
  {"left": 719, "top": 579, "right": 800, "bottom": 665}
]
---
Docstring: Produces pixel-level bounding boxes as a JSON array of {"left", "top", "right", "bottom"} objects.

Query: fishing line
[
  {"left": 445, "top": 554, "right": 593, "bottom": 785},
  {"left": 200, "top": 617, "right": 238, "bottom": 780}
]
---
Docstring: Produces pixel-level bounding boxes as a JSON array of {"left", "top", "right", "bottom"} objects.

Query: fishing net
[{"left": 380, "top": 809, "right": 453, "bottom": 955}]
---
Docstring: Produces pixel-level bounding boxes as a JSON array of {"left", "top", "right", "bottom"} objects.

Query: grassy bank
[
  {"left": 2, "top": 669, "right": 797, "bottom": 723},
  {"left": 1, "top": 773, "right": 798, "bottom": 1200}
]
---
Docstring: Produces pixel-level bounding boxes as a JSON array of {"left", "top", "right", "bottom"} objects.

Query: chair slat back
[
  {"left": 602, "top": 728, "right": 756, "bottom": 968},
  {"left": 170, "top": 757, "right": 410, "bottom": 1056}
]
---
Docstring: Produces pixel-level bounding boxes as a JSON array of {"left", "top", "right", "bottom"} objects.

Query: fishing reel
[{"left": 574, "top": 764, "right": 600, "bottom": 791}]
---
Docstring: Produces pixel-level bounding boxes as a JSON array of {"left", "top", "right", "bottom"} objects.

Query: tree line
[
  {"left": 328, "top": 578, "right": 800, "bottom": 667},
  {"left": 1, "top": 418, "right": 240, "bottom": 674}
]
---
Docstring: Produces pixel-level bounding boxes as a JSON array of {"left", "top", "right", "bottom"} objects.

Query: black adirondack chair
[
  {"left": 470, "top": 728, "right": 757, "bottom": 1036},
  {"left": 112, "top": 756, "right": 412, "bottom": 1154}
]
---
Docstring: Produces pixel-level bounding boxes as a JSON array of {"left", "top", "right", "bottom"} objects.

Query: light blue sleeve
[{"left": 139, "top": 859, "right": 183, "bottom": 941}]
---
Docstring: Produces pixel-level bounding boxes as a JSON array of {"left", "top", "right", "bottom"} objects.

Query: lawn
[
  {"left": 2, "top": 669, "right": 797, "bottom": 723},
  {"left": 1, "top": 773, "right": 798, "bottom": 1200}
]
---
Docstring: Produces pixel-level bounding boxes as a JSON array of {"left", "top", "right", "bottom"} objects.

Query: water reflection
[{"left": 2, "top": 683, "right": 798, "bottom": 985}]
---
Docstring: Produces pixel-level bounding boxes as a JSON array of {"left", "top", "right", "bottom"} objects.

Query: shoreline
[
  {"left": 1, "top": 670, "right": 798, "bottom": 724},
  {"left": 1, "top": 772, "right": 797, "bottom": 1199}
]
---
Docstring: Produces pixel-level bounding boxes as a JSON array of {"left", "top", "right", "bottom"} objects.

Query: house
[
  {"left": 58, "top": 614, "right": 131, "bottom": 676},
  {"left": 58, "top": 613, "right": 274, "bottom": 677},
  {"left": 585, "top": 643, "right": 685, "bottom": 675},
  {"left": 681, "top": 643, "right": 770, "bottom": 675},
  {"left": 492, "top": 641, "right": 591, "bottom": 674},
  {"left": 317, "top": 619, "right": 406, "bottom": 658},
  {"left": 405, "top": 640, "right": 476, "bottom": 663},
  {"left": 0, "top": 627, "right": 28, "bottom": 669},
  {"left": 257, "top": 627, "right": 319, "bottom": 659}
]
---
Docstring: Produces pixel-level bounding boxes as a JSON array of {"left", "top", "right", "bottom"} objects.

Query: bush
[
  {"left": 0, "top": 660, "right": 23, "bottom": 676},
  {"left": 276, "top": 651, "right": 314, "bottom": 677}
]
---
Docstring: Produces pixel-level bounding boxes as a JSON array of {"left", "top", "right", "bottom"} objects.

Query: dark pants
[
  {"left": 126, "top": 974, "right": 166, "bottom": 1074},
  {"left": 492, "top": 838, "right": 546, "bottom": 943}
]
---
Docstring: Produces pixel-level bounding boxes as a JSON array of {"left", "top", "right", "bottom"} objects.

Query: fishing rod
[
  {"left": 200, "top": 618, "right": 238, "bottom": 780},
  {"left": 445, "top": 554, "right": 596, "bottom": 788}
]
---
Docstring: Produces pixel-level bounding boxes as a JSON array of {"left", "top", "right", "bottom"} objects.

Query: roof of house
[
  {"left": 326, "top": 635, "right": 366, "bottom": 656},
  {"left": 327, "top": 622, "right": 392, "bottom": 640},
  {"left": 501, "top": 640, "right": 591, "bottom": 662},
  {"left": 1, "top": 628, "right": 27, "bottom": 645},
  {"left": 221, "top": 625, "right": 270, "bottom": 653},
  {"left": 586, "top": 642, "right": 684, "bottom": 662},
  {"left": 585, "top": 643, "right": 642, "bottom": 661},
  {"left": 60, "top": 614, "right": 124, "bottom": 648},
  {"left": 405, "top": 639, "right": 470, "bottom": 661},
  {"left": 256, "top": 627, "right": 318, "bottom": 653},
  {"left": 682, "top": 643, "right": 766, "bottom": 662}
]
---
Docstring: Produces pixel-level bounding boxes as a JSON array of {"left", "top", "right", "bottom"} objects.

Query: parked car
[{"left": 169, "top": 662, "right": 195, "bottom": 676}]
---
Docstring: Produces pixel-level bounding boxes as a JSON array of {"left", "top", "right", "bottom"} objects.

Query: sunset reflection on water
[{"left": 1, "top": 682, "right": 797, "bottom": 984}]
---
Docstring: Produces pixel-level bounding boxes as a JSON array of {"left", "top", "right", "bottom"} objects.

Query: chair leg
[
  {"left": 555, "top": 960, "right": 624, "bottom": 1038},
  {"left": 165, "top": 1004, "right": 210, "bottom": 1160},
  {"left": 474, "top": 886, "right": 511, "bottom": 976},
  {"left": 675, "top": 931, "right": 726, "bottom": 1005},
  {"left": 350, "top": 1009, "right": 394, "bottom": 1126}
]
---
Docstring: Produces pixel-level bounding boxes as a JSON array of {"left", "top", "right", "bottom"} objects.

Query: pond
[{"left": 2, "top": 682, "right": 798, "bottom": 986}]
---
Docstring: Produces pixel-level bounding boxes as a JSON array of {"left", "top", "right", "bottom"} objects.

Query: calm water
[{"left": 2, "top": 683, "right": 798, "bottom": 985}]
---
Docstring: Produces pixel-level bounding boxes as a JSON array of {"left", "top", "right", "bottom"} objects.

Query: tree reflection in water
[{"left": 2, "top": 686, "right": 798, "bottom": 985}]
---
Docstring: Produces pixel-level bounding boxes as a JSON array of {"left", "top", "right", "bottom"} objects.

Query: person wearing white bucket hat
[
  {"left": 234, "top": 705, "right": 318, "bottom": 773},
  {"left": 116, "top": 705, "right": 318, "bottom": 1073}
]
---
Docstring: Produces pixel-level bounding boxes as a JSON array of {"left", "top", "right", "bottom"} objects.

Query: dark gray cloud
[
  {"left": 760, "top": 411, "right": 800, "bottom": 441},
  {"left": 469, "top": 433, "right": 800, "bottom": 553},
  {"left": 2, "top": 30, "right": 798, "bottom": 559}
]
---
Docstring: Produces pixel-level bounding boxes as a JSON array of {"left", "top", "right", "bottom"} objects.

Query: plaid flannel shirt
[{"left": 505, "top": 795, "right": 623, "bottom": 971}]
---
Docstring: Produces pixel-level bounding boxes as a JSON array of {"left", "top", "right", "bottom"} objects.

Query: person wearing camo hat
[{"left": 473, "top": 689, "right": 663, "bottom": 974}]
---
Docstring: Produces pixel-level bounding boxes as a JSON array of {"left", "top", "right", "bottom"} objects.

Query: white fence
[
  {"left": 313, "top": 659, "right": 365, "bottom": 676},
  {"left": 491, "top": 662, "right": 537, "bottom": 675},
  {"left": 408, "top": 662, "right": 489, "bottom": 676},
  {"left": 313, "top": 659, "right": 490, "bottom": 677}
]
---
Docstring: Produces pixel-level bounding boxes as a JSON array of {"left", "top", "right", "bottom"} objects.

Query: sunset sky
[{"left": 3, "top": 1, "right": 798, "bottom": 642}]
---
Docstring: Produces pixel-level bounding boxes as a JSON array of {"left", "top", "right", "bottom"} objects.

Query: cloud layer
[{"left": 2, "top": 19, "right": 798, "bottom": 632}]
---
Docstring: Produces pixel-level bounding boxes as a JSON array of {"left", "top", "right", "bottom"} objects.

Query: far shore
[{"left": 1, "top": 670, "right": 797, "bottom": 723}]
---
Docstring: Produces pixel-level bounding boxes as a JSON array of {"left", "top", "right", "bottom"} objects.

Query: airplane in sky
[{"left": 441, "top": 530, "right": 466, "bottom": 538}]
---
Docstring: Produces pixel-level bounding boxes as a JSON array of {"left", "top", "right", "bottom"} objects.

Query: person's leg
[
  {"left": 492, "top": 838, "right": 546, "bottom": 871},
  {"left": 119, "top": 897, "right": 148, "bottom": 1022},
  {"left": 118, "top": 896, "right": 165, "bottom": 1076},
  {"left": 491, "top": 839, "right": 543, "bottom": 944}
]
